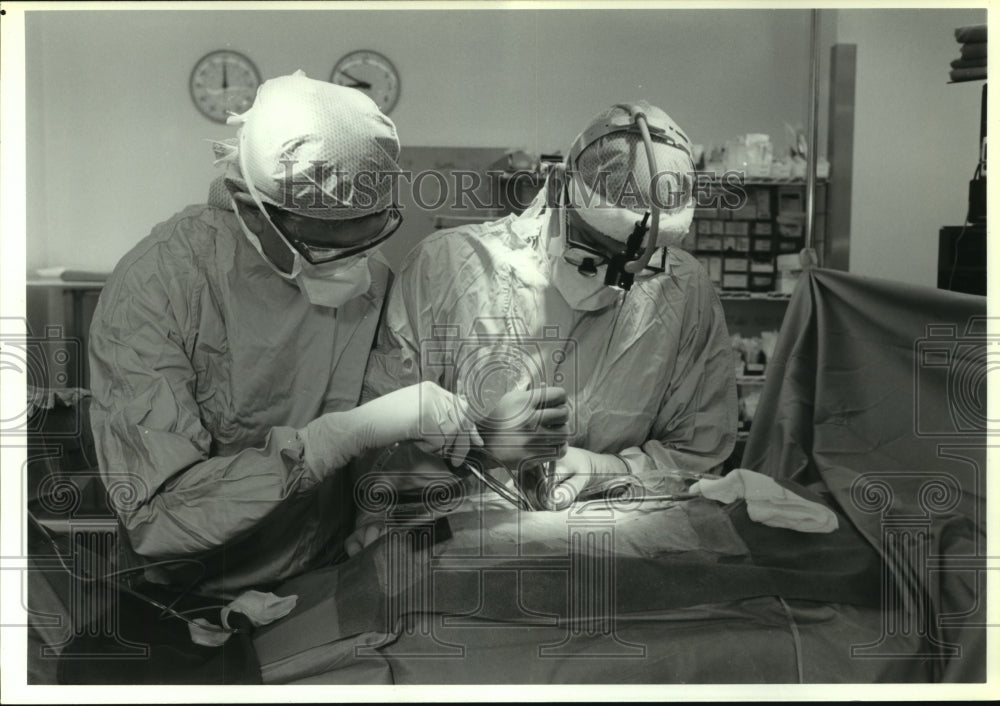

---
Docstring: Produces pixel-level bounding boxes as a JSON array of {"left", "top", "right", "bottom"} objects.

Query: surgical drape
[{"left": 742, "top": 268, "right": 987, "bottom": 682}]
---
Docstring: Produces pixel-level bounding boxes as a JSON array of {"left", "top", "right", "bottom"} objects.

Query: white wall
[
  {"left": 25, "top": 7, "right": 987, "bottom": 288},
  {"left": 25, "top": 7, "right": 814, "bottom": 273},
  {"left": 833, "top": 8, "right": 985, "bottom": 287}
]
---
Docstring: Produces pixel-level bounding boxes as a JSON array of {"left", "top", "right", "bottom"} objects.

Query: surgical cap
[
  {"left": 217, "top": 70, "right": 401, "bottom": 220},
  {"left": 567, "top": 101, "right": 695, "bottom": 246}
]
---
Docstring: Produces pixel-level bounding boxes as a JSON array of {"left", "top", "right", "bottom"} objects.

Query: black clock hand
[
  {"left": 222, "top": 62, "right": 229, "bottom": 90},
  {"left": 340, "top": 70, "right": 372, "bottom": 89}
]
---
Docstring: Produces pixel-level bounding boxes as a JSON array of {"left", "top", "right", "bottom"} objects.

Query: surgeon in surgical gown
[
  {"left": 351, "top": 102, "right": 737, "bottom": 548},
  {"left": 88, "top": 72, "right": 481, "bottom": 598}
]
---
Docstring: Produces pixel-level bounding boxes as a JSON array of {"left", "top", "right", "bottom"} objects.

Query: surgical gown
[
  {"left": 88, "top": 194, "right": 390, "bottom": 598},
  {"left": 363, "top": 192, "right": 737, "bottom": 491}
]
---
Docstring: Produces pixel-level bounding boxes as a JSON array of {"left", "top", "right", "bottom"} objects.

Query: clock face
[
  {"left": 190, "top": 50, "right": 262, "bottom": 123},
  {"left": 331, "top": 50, "right": 400, "bottom": 114}
]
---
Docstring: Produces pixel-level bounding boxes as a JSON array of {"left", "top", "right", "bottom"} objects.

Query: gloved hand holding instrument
[
  {"left": 476, "top": 385, "right": 571, "bottom": 464},
  {"left": 343, "top": 384, "right": 571, "bottom": 555},
  {"left": 461, "top": 384, "right": 571, "bottom": 510},
  {"left": 299, "top": 381, "right": 484, "bottom": 477},
  {"left": 535, "top": 446, "right": 635, "bottom": 511}
]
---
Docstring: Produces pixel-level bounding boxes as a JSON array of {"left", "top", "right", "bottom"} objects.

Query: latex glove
[
  {"left": 300, "top": 381, "right": 484, "bottom": 476},
  {"left": 345, "top": 522, "right": 385, "bottom": 557},
  {"left": 477, "top": 386, "right": 570, "bottom": 465},
  {"left": 537, "top": 446, "right": 631, "bottom": 511},
  {"left": 222, "top": 590, "right": 298, "bottom": 629},
  {"left": 187, "top": 590, "right": 298, "bottom": 646},
  {"left": 188, "top": 618, "right": 232, "bottom": 647}
]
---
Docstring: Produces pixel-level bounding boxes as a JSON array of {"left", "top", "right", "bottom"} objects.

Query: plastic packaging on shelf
[
  {"left": 760, "top": 330, "right": 778, "bottom": 364},
  {"left": 738, "top": 388, "right": 761, "bottom": 430},
  {"left": 731, "top": 331, "right": 779, "bottom": 377}
]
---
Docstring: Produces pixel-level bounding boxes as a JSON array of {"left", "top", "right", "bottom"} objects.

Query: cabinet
[
  {"left": 938, "top": 225, "right": 986, "bottom": 296},
  {"left": 718, "top": 295, "right": 790, "bottom": 471},
  {"left": 25, "top": 280, "right": 103, "bottom": 390},
  {"left": 681, "top": 179, "right": 826, "bottom": 293}
]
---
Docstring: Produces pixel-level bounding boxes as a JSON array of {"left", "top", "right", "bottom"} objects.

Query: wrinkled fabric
[
  {"left": 26, "top": 386, "right": 91, "bottom": 415},
  {"left": 254, "top": 495, "right": 889, "bottom": 684},
  {"left": 89, "top": 192, "right": 391, "bottom": 598},
  {"left": 742, "top": 269, "right": 987, "bottom": 682},
  {"left": 691, "top": 468, "right": 838, "bottom": 533},
  {"left": 363, "top": 188, "right": 737, "bottom": 491},
  {"left": 369, "top": 598, "right": 927, "bottom": 685},
  {"left": 255, "top": 498, "right": 746, "bottom": 683}
]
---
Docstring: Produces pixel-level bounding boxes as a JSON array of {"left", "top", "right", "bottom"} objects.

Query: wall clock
[
  {"left": 190, "top": 50, "right": 262, "bottom": 123},
  {"left": 330, "top": 50, "right": 400, "bottom": 114}
]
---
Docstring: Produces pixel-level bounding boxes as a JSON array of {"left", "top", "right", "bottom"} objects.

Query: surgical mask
[
  {"left": 547, "top": 208, "right": 621, "bottom": 312},
  {"left": 232, "top": 198, "right": 372, "bottom": 309},
  {"left": 296, "top": 253, "right": 372, "bottom": 309}
]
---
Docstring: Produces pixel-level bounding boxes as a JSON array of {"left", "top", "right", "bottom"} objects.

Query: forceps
[
  {"left": 460, "top": 451, "right": 552, "bottom": 511},
  {"left": 464, "top": 462, "right": 531, "bottom": 511}
]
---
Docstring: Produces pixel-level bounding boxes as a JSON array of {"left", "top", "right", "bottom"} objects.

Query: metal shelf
[
  {"left": 27, "top": 279, "right": 106, "bottom": 289},
  {"left": 698, "top": 177, "right": 828, "bottom": 186},
  {"left": 718, "top": 290, "right": 793, "bottom": 301}
]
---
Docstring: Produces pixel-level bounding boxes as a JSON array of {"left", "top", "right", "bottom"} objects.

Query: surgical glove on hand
[
  {"left": 300, "top": 381, "right": 484, "bottom": 476},
  {"left": 537, "top": 446, "right": 631, "bottom": 511},
  {"left": 221, "top": 590, "right": 298, "bottom": 630},
  {"left": 189, "top": 590, "right": 299, "bottom": 646},
  {"left": 477, "top": 386, "right": 570, "bottom": 465}
]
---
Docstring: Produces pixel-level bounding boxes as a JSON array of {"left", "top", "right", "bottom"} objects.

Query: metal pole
[{"left": 803, "top": 8, "right": 821, "bottom": 266}]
